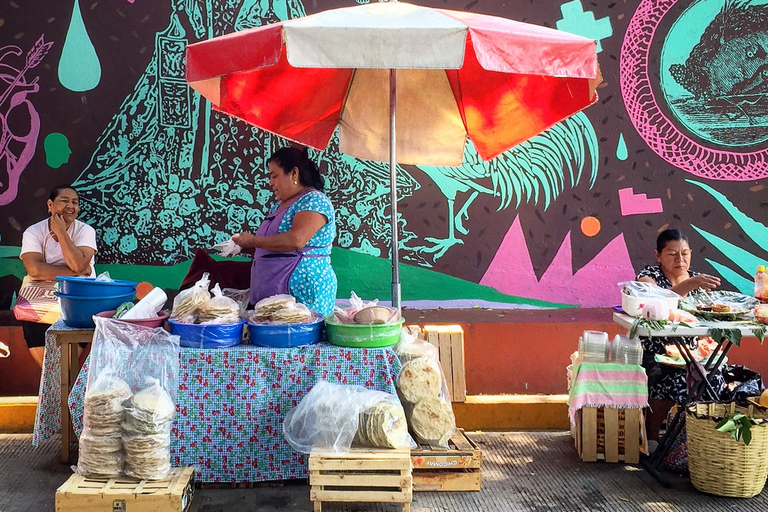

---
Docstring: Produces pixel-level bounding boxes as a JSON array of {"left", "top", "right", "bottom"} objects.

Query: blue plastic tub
[
  {"left": 54, "top": 291, "right": 136, "bottom": 328},
  {"left": 56, "top": 276, "right": 137, "bottom": 297},
  {"left": 168, "top": 318, "right": 245, "bottom": 349},
  {"left": 247, "top": 315, "right": 324, "bottom": 348}
]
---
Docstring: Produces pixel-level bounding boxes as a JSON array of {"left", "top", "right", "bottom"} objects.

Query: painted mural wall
[{"left": 1, "top": 0, "right": 766, "bottom": 309}]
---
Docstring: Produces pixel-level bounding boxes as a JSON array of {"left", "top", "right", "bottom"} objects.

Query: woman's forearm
[
  {"left": 56, "top": 233, "right": 93, "bottom": 274},
  {"left": 25, "top": 260, "right": 82, "bottom": 280}
]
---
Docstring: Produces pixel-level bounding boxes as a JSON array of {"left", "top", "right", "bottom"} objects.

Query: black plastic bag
[{"left": 720, "top": 365, "right": 765, "bottom": 402}]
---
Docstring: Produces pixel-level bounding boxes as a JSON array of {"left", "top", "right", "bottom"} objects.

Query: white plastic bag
[
  {"left": 283, "top": 380, "right": 415, "bottom": 454},
  {"left": 211, "top": 237, "right": 242, "bottom": 257},
  {"left": 171, "top": 272, "right": 211, "bottom": 323}
]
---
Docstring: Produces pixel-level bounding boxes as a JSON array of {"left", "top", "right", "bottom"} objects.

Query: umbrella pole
[{"left": 389, "top": 68, "right": 402, "bottom": 314}]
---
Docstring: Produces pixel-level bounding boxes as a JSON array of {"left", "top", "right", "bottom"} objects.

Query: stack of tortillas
[
  {"left": 353, "top": 400, "right": 410, "bottom": 449},
  {"left": 77, "top": 374, "right": 133, "bottom": 478},
  {"left": 122, "top": 381, "right": 175, "bottom": 480},
  {"left": 396, "top": 357, "right": 455, "bottom": 446},
  {"left": 251, "top": 294, "right": 313, "bottom": 324}
]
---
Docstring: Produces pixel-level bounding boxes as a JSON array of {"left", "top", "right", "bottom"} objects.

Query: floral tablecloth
[
  {"left": 65, "top": 342, "right": 401, "bottom": 483},
  {"left": 32, "top": 319, "right": 88, "bottom": 447}
]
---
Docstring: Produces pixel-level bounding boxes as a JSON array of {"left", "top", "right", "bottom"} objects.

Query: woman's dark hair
[
  {"left": 268, "top": 146, "right": 324, "bottom": 191},
  {"left": 49, "top": 184, "right": 78, "bottom": 201},
  {"left": 656, "top": 229, "right": 688, "bottom": 253}
]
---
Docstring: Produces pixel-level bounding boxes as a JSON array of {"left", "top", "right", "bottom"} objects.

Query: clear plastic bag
[
  {"left": 171, "top": 272, "right": 211, "bottom": 323},
  {"left": 283, "top": 380, "right": 415, "bottom": 454},
  {"left": 222, "top": 288, "right": 250, "bottom": 315},
  {"left": 394, "top": 330, "right": 457, "bottom": 448},
  {"left": 197, "top": 283, "right": 241, "bottom": 324},
  {"left": 75, "top": 316, "right": 180, "bottom": 479},
  {"left": 332, "top": 291, "right": 380, "bottom": 323}
]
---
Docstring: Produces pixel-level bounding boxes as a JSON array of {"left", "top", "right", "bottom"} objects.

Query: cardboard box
[
  {"left": 55, "top": 467, "right": 195, "bottom": 512},
  {"left": 574, "top": 407, "right": 642, "bottom": 463}
]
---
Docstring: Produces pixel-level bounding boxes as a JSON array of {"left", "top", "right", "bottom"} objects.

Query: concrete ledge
[
  {"left": 0, "top": 396, "right": 37, "bottom": 433},
  {"left": 453, "top": 394, "right": 569, "bottom": 431},
  {"left": 0, "top": 394, "right": 571, "bottom": 434}
]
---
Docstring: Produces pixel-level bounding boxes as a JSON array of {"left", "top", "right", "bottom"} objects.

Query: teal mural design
[
  {"left": 73, "top": 1, "right": 419, "bottom": 266},
  {"left": 44, "top": 133, "right": 71, "bottom": 168},
  {"left": 665, "top": 0, "right": 768, "bottom": 147},
  {"left": 687, "top": 178, "right": 768, "bottom": 294},
  {"left": 557, "top": 0, "right": 613, "bottom": 52},
  {"left": 58, "top": 0, "right": 101, "bottom": 92},
  {"left": 413, "top": 112, "right": 598, "bottom": 262},
  {"left": 616, "top": 133, "right": 628, "bottom": 161}
]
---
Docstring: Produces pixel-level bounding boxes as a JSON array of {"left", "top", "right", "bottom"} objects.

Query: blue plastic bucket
[
  {"left": 55, "top": 276, "right": 137, "bottom": 297},
  {"left": 55, "top": 291, "right": 136, "bottom": 328},
  {"left": 168, "top": 318, "right": 245, "bottom": 349},
  {"left": 247, "top": 315, "right": 324, "bottom": 348}
]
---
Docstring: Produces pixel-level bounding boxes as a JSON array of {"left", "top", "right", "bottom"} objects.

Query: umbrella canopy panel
[{"left": 186, "top": 1, "right": 600, "bottom": 166}]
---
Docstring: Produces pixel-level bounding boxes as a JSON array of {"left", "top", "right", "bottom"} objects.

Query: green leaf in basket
[
  {"left": 740, "top": 417, "right": 753, "bottom": 446},
  {"left": 716, "top": 418, "right": 736, "bottom": 432}
]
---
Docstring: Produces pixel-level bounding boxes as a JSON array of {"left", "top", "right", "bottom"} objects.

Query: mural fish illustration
[{"left": 669, "top": 0, "right": 768, "bottom": 119}]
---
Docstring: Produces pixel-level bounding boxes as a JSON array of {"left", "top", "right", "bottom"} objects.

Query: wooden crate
[
  {"left": 55, "top": 467, "right": 195, "bottom": 512},
  {"left": 411, "top": 428, "right": 482, "bottom": 491},
  {"left": 574, "top": 407, "right": 642, "bottom": 463},
  {"left": 309, "top": 447, "right": 412, "bottom": 512},
  {"left": 423, "top": 325, "right": 466, "bottom": 402}
]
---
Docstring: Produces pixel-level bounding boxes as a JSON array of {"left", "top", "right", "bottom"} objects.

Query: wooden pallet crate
[
  {"left": 574, "top": 406, "right": 642, "bottom": 463},
  {"left": 411, "top": 428, "right": 482, "bottom": 491},
  {"left": 423, "top": 324, "right": 466, "bottom": 402},
  {"left": 309, "top": 447, "right": 412, "bottom": 512},
  {"left": 55, "top": 467, "right": 195, "bottom": 512}
]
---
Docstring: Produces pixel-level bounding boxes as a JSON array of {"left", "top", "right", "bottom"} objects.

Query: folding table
[{"left": 613, "top": 312, "right": 763, "bottom": 487}]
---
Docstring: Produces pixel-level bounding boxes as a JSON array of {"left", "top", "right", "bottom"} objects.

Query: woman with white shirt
[{"left": 19, "top": 185, "right": 97, "bottom": 366}]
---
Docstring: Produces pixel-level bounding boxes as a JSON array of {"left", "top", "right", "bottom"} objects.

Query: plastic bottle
[
  {"left": 756, "top": 265, "right": 766, "bottom": 302},
  {"left": 763, "top": 264, "right": 768, "bottom": 303}
]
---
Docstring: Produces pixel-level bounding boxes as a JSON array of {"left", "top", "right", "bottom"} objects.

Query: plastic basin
[
  {"left": 324, "top": 316, "right": 404, "bottom": 348},
  {"left": 56, "top": 276, "right": 137, "bottom": 297},
  {"left": 167, "top": 318, "right": 245, "bottom": 349},
  {"left": 247, "top": 315, "right": 325, "bottom": 348},
  {"left": 55, "top": 292, "right": 136, "bottom": 328},
  {"left": 95, "top": 309, "right": 169, "bottom": 328}
]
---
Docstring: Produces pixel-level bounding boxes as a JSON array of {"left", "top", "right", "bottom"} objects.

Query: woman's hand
[
  {"left": 232, "top": 232, "right": 258, "bottom": 249},
  {"left": 687, "top": 273, "right": 720, "bottom": 291},
  {"left": 49, "top": 213, "right": 68, "bottom": 238},
  {"left": 671, "top": 273, "right": 720, "bottom": 297}
]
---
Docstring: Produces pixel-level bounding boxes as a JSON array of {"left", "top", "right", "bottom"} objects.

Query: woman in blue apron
[{"left": 232, "top": 147, "right": 337, "bottom": 316}]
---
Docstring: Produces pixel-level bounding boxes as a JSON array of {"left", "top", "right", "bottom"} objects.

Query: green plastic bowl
[{"left": 324, "top": 315, "right": 404, "bottom": 348}]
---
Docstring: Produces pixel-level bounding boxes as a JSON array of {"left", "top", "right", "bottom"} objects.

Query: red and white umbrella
[{"left": 185, "top": 1, "right": 600, "bottom": 310}]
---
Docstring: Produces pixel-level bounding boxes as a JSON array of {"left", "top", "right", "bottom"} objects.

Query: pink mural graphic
[
  {"left": 618, "top": 187, "right": 663, "bottom": 216},
  {"left": 0, "top": 36, "right": 51, "bottom": 205},
  {"left": 621, "top": 0, "right": 768, "bottom": 181},
  {"left": 480, "top": 216, "right": 636, "bottom": 307}
]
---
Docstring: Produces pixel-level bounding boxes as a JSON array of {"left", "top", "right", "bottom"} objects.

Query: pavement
[{"left": 2, "top": 430, "right": 767, "bottom": 512}]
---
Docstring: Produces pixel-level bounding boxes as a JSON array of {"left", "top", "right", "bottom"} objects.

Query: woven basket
[{"left": 686, "top": 402, "right": 768, "bottom": 498}]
